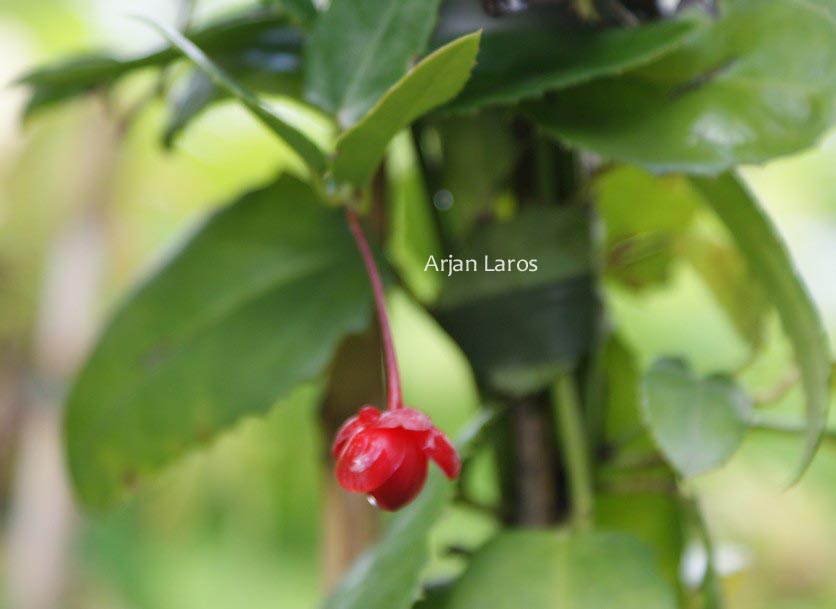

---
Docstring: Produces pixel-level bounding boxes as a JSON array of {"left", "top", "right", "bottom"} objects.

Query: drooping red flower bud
[{"left": 332, "top": 406, "right": 460, "bottom": 510}]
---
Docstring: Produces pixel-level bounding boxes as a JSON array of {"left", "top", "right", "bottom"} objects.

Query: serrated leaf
[
  {"left": 322, "top": 410, "right": 496, "bottom": 609},
  {"left": 527, "top": 0, "right": 836, "bottom": 174},
  {"left": 19, "top": 9, "right": 296, "bottom": 120},
  {"left": 332, "top": 32, "right": 480, "bottom": 186},
  {"left": 65, "top": 175, "right": 370, "bottom": 509},
  {"left": 689, "top": 173, "right": 832, "bottom": 480},
  {"left": 641, "top": 358, "right": 750, "bottom": 477},
  {"left": 144, "top": 17, "right": 327, "bottom": 173},
  {"left": 304, "top": 0, "right": 443, "bottom": 127},
  {"left": 447, "top": 15, "right": 701, "bottom": 113},
  {"left": 446, "top": 530, "right": 677, "bottom": 609}
]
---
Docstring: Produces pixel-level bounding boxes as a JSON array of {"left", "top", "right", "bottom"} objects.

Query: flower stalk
[{"left": 345, "top": 208, "right": 402, "bottom": 411}]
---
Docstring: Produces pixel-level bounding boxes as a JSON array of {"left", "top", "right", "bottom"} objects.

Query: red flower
[{"left": 332, "top": 406, "right": 460, "bottom": 510}]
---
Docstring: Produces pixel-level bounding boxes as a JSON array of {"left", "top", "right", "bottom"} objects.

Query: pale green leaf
[
  {"left": 332, "top": 32, "right": 480, "bottom": 186},
  {"left": 690, "top": 172, "right": 832, "bottom": 479},
  {"left": 447, "top": 530, "right": 677, "bottom": 609},
  {"left": 641, "top": 358, "right": 750, "bottom": 477},
  {"left": 65, "top": 175, "right": 370, "bottom": 509}
]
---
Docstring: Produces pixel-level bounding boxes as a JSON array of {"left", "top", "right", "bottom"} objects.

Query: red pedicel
[
  {"left": 332, "top": 406, "right": 460, "bottom": 510},
  {"left": 338, "top": 209, "right": 460, "bottom": 510}
]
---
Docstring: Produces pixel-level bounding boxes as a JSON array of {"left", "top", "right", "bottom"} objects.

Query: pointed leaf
[
  {"left": 144, "top": 17, "right": 327, "bottom": 173},
  {"left": 19, "top": 9, "right": 297, "bottom": 120},
  {"left": 527, "top": 0, "right": 836, "bottom": 174},
  {"left": 333, "top": 32, "right": 480, "bottom": 186},
  {"left": 689, "top": 173, "right": 832, "bottom": 479},
  {"left": 304, "top": 0, "right": 443, "bottom": 127},
  {"left": 448, "top": 15, "right": 701, "bottom": 113},
  {"left": 65, "top": 176, "right": 370, "bottom": 509},
  {"left": 641, "top": 359, "right": 750, "bottom": 478}
]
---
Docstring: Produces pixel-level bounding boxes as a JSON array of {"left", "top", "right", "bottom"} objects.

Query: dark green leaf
[
  {"left": 689, "top": 173, "right": 832, "bottom": 479},
  {"left": 435, "top": 207, "right": 598, "bottom": 394},
  {"left": 641, "top": 358, "right": 750, "bottom": 477},
  {"left": 527, "top": 0, "right": 836, "bottom": 174},
  {"left": 448, "top": 15, "right": 701, "bottom": 113},
  {"left": 333, "top": 32, "right": 480, "bottom": 186},
  {"left": 322, "top": 410, "right": 496, "bottom": 609},
  {"left": 65, "top": 175, "right": 370, "bottom": 509},
  {"left": 304, "top": 0, "right": 443, "bottom": 127},
  {"left": 144, "top": 17, "right": 327, "bottom": 173},
  {"left": 264, "top": 0, "right": 318, "bottom": 27},
  {"left": 431, "top": 112, "right": 519, "bottom": 238},
  {"left": 19, "top": 9, "right": 297, "bottom": 120},
  {"left": 163, "top": 70, "right": 220, "bottom": 148},
  {"left": 446, "top": 530, "right": 677, "bottom": 609}
]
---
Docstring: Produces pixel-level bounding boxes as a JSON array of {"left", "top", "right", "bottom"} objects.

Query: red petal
[
  {"left": 423, "top": 429, "right": 460, "bottom": 479},
  {"left": 377, "top": 407, "right": 433, "bottom": 431},
  {"left": 335, "top": 428, "right": 406, "bottom": 493},
  {"left": 369, "top": 436, "right": 428, "bottom": 510},
  {"left": 331, "top": 406, "right": 381, "bottom": 458}
]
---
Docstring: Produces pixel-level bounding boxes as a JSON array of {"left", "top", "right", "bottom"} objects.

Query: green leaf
[
  {"left": 596, "top": 337, "right": 685, "bottom": 592},
  {"left": 65, "top": 175, "right": 371, "bottom": 509},
  {"left": 163, "top": 70, "right": 221, "bottom": 148},
  {"left": 304, "top": 0, "right": 443, "bottom": 127},
  {"left": 596, "top": 167, "right": 698, "bottom": 291},
  {"left": 527, "top": 0, "right": 836, "bottom": 174},
  {"left": 144, "top": 17, "right": 326, "bottom": 174},
  {"left": 19, "top": 9, "right": 297, "bottom": 120},
  {"left": 447, "top": 15, "right": 701, "bottom": 113},
  {"left": 679, "top": 235, "right": 769, "bottom": 350},
  {"left": 264, "top": 0, "right": 318, "bottom": 27},
  {"left": 332, "top": 32, "right": 480, "bottom": 186},
  {"left": 446, "top": 530, "right": 677, "bottom": 609},
  {"left": 689, "top": 173, "right": 832, "bottom": 479},
  {"left": 322, "top": 410, "right": 496, "bottom": 609},
  {"left": 435, "top": 207, "right": 598, "bottom": 395},
  {"left": 641, "top": 358, "right": 750, "bottom": 477}
]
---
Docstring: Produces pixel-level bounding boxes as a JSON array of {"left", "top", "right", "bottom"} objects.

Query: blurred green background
[{"left": 0, "top": 1, "right": 835, "bottom": 608}]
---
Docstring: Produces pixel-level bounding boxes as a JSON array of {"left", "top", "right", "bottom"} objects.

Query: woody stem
[{"left": 345, "top": 208, "right": 402, "bottom": 410}]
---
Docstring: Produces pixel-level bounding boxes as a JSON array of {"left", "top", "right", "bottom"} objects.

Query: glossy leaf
[
  {"left": 143, "top": 18, "right": 327, "bottom": 173},
  {"left": 333, "top": 32, "right": 481, "bottom": 186},
  {"left": 19, "top": 9, "right": 297, "bottom": 120},
  {"left": 304, "top": 0, "right": 443, "bottom": 127},
  {"left": 446, "top": 530, "right": 677, "bottom": 609},
  {"left": 527, "top": 0, "right": 836, "bottom": 174},
  {"left": 448, "top": 15, "right": 701, "bottom": 113},
  {"left": 690, "top": 173, "right": 832, "bottom": 479},
  {"left": 322, "top": 410, "right": 496, "bottom": 609},
  {"left": 65, "top": 176, "right": 371, "bottom": 509},
  {"left": 163, "top": 70, "right": 220, "bottom": 148},
  {"left": 641, "top": 358, "right": 750, "bottom": 477}
]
